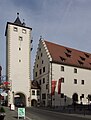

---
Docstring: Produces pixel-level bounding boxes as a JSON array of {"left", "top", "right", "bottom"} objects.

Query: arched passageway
[
  {"left": 72, "top": 93, "right": 78, "bottom": 103},
  {"left": 14, "top": 92, "right": 26, "bottom": 107},
  {"left": 31, "top": 99, "right": 37, "bottom": 106}
]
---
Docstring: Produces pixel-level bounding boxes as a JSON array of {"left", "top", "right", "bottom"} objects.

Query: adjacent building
[
  {"left": 5, "top": 13, "right": 32, "bottom": 107},
  {"left": 33, "top": 39, "right": 91, "bottom": 107}
]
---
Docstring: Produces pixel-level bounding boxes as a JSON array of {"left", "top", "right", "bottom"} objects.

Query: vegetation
[{"left": 0, "top": 107, "right": 5, "bottom": 113}]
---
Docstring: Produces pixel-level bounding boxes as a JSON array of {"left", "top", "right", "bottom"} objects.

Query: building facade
[
  {"left": 5, "top": 13, "right": 32, "bottom": 107},
  {"left": 33, "top": 39, "right": 91, "bottom": 107},
  {"left": 31, "top": 80, "right": 40, "bottom": 106}
]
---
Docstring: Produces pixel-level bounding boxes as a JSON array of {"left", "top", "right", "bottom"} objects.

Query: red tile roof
[{"left": 44, "top": 40, "right": 91, "bottom": 69}]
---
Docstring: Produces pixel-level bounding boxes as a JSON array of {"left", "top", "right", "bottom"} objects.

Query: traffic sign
[{"left": 18, "top": 108, "right": 25, "bottom": 119}]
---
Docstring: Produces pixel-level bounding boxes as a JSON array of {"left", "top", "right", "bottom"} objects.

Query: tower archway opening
[{"left": 14, "top": 92, "right": 26, "bottom": 107}]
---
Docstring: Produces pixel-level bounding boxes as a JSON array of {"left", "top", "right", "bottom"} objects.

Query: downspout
[{"left": 50, "top": 62, "right": 52, "bottom": 107}]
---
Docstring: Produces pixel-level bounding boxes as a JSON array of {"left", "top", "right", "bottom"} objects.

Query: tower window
[
  {"left": 19, "top": 59, "right": 21, "bottom": 62},
  {"left": 19, "top": 36, "right": 23, "bottom": 41},
  {"left": 14, "top": 27, "right": 18, "bottom": 32},
  {"left": 22, "top": 29, "right": 26, "bottom": 34},
  {"left": 19, "top": 48, "right": 21, "bottom": 51}
]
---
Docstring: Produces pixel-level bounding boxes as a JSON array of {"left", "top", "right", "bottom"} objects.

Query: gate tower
[{"left": 5, "top": 13, "right": 32, "bottom": 107}]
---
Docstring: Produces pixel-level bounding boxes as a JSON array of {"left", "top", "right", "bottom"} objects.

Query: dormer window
[
  {"left": 66, "top": 48, "right": 72, "bottom": 53},
  {"left": 80, "top": 56, "right": 85, "bottom": 61},
  {"left": 65, "top": 53, "right": 71, "bottom": 57},
  {"left": 84, "top": 53, "right": 89, "bottom": 58},
  {"left": 89, "top": 63, "right": 91, "bottom": 65},
  {"left": 78, "top": 60, "right": 84, "bottom": 65},
  {"left": 60, "top": 56, "right": 66, "bottom": 62}
]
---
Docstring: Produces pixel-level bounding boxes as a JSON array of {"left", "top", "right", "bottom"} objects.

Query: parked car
[{"left": 15, "top": 102, "right": 25, "bottom": 107}]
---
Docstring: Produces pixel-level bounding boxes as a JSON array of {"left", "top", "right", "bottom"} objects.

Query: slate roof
[
  {"left": 44, "top": 40, "right": 91, "bottom": 70},
  {"left": 14, "top": 16, "right": 22, "bottom": 25}
]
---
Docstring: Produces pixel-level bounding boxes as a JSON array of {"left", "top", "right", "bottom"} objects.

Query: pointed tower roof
[
  {"left": 14, "top": 13, "right": 22, "bottom": 25},
  {"left": 5, "top": 13, "right": 32, "bottom": 36}
]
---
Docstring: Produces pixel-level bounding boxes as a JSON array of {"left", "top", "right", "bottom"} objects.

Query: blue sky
[{"left": 1, "top": 0, "right": 91, "bottom": 78}]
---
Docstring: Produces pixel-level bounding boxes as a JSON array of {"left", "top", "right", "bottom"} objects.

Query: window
[
  {"left": 41, "top": 53, "right": 43, "bottom": 57},
  {"left": 32, "top": 90, "right": 35, "bottom": 95},
  {"left": 22, "top": 29, "right": 26, "bottom": 34},
  {"left": 61, "top": 77, "right": 64, "bottom": 83},
  {"left": 61, "top": 93, "right": 64, "bottom": 98},
  {"left": 37, "top": 64, "right": 38, "bottom": 68},
  {"left": 39, "top": 69, "right": 42, "bottom": 75},
  {"left": 39, "top": 48, "right": 41, "bottom": 51},
  {"left": 81, "top": 80, "right": 84, "bottom": 85},
  {"left": 60, "top": 56, "right": 66, "bottom": 62},
  {"left": 81, "top": 94, "right": 84, "bottom": 98},
  {"left": 43, "top": 67, "right": 45, "bottom": 73},
  {"left": 42, "top": 60, "right": 44, "bottom": 64},
  {"left": 39, "top": 79, "right": 41, "bottom": 85},
  {"left": 78, "top": 60, "right": 83, "bottom": 65},
  {"left": 74, "top": 68, "right": 77, "bottom": 73},
  {"left": 37, "top": 90, "right": 40, "bottom": 95},
  {"left": 19, "top": 36, "right": 23, "bottom": 41},
  {"left": 43, "top": 78, "right": 45, "bottom": 84},
  {"left": 46, "top": 84, "right": 48, "bottom": 89},
  {"left": 61, "top": 66, "right": 64, "bottom": 71},
  {"left": 19, "top": 59, "right": 21, "bottom": 62},
  {"left": 42, "top": 93, "right": 46, "bottom": 99},
  {"left": 14, "top": 27, "right": 18, "bottom": 32},
  {"left": 38, "top": 56, "right": 39, "bottom": 59},
  {"left": 35, "top": 72, "right": 37, "bottom": 77},
  {"left": 19, "top": 48, "right": 21, "bottom": 51},
  {"left": 74, "top": 79, "right": 77, "bottom": 84}
]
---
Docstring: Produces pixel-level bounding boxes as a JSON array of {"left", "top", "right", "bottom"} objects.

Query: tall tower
[{"left": 5, "top": 13, "right": 32, "bottom": 107}]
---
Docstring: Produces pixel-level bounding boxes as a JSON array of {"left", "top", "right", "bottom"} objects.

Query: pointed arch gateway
[{"left": 14, "top": 92, "right": 26, "bottom": 107}]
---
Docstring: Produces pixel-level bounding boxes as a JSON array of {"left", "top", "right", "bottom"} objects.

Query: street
[
  {"left": 26, "top": 107, "right": 91, "bottom": 120},
  {"left": 3, "top": 106, "right": 91, "bottom": 120}
]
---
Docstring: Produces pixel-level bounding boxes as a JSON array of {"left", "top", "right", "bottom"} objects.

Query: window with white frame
[
  {"left": 14, "top": 27, "right": 18, "bottom": 32},
  {"left": 19, "top": 36, "right": 23, "bottom": 41},
  {"left": 22, "top": 29, "right": 26, "bottom": 34},
  {"left": 61, "top": 66, "right": 64, "bottom": 71},
  {"left": 32, "top": 90, "right": 35, "bottom": 95}
]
